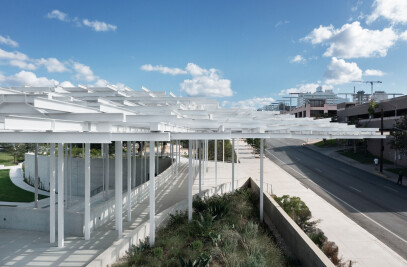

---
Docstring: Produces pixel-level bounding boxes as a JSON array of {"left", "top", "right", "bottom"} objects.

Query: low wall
[
  {"left": 87, "top": 178, "right": 249, "bottom": 267},
  {"left": 249, "top": 178, "right": 334, "bottom": 267},
  {"left": 24, "top": 153, "right": 171, "bottom": 196},
  {"left": 0, "top": 206, "right": 83, "bottom": 236}
]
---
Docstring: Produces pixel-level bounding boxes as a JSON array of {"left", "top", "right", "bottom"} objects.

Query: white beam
[
  {"left": 57, "top": 143, "right": 64, "bottom": 248},
  {"left": 49, "top": 143, "right": 55, "bottom": 243},
  {"left": 111, "top": 132, "right": 170, "bottom": 142},
  {"left": 115, "top": 141, "right": 123, "bottom": 238},
  {"left": 149, "top": 141, "right": 156, "bottom": 247},
  {"left": 84, "top": 143, "right": 90, "bottom": 240}
]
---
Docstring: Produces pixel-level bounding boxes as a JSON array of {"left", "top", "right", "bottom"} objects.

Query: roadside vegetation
[
  {"left": 274, "top": 195, "right": 352, "bottom": 267},
  {"left": 386, "top": 168, "right": 407, "bottom": 176},
  {"left": 338, "top": 149, "right": 391, "bottom": 165},
  {"left": 313, "top": 139, "right": 338, "bottom": 148},
  {"left": 0, "top": 169, "right": 47, "bottom": 202},
  {"left": 115, "top": 188, "right": 291, "bottom": 267},
  {"left": 207, "top": 139, "right": 236, "bottom": 163}
]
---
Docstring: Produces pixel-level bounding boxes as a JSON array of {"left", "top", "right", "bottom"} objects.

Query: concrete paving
[{"left": 0, "top": 140, "right": 405, "bottom": 266}]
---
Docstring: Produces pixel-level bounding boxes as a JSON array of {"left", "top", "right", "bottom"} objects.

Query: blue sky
[{"left": 0, "top": 0, "right": 406, "bottom": 109}]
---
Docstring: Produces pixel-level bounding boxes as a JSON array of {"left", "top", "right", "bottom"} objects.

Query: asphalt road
[{"left": 265, "top": 138, "right": 407, "bottom": 260}]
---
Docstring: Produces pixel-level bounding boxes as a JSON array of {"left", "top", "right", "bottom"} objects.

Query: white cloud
[
  {"left": 83, "top": 19, "right": 117, "bottom": 32},
  {"left": 60, "top": 81, "right": 75, "bottom": 87},
  {"left": 290, "top": 55, "right": 306, "bottom": 63},
  {"left": 140, "top": 64, "right": 187, "bottom": 75},
  {"left": 367, "top": 0, "right": 407, "bottom": 24},
  {"left": 0, "top": 71, "right": 59, "bottom": 87},
  {"left": 364, "top": 69, "right": 385, "bottom": 76},
  {"left": 73, "top": 62, "right": 97, "bottom": 81},
  {"left": 9, "top": 60, "right": 37, "bottom": 70},
  {"left": 275, "top": 20, "right": 290, "bottom": 28},
  {"left": 0, "top": 35, "right": 18, "bottom": 47},
  {"left": 47, "top": 10, "right": 69, "bottom": 22},
  {"left": 37, "top": 58, "right": 68, "bottom": 72},
  {"left": 141, "top": 62, "right": 233, "bottom": 97},
  {"left": 324, "top": 57, "right": 362, "bottom": 85},
  {"left": 0, "top": 48, "right": 28, "bottom": 61},
  {"left": 279, "top": 83, "right": 333, "bottom": 95},
  {"left": 303, "top": 22, "right": 398, "bottom": 59},
  {"left": 400, "top": 30, "right": 407, "bottom": 40},
  {"left": 222, "top": 97, "right": 275, "bottom": 110}
]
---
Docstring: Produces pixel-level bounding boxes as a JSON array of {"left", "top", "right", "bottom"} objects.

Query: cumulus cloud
[
  {"left": 290, "top": 55, "right": 306, "bottom": 63},
  {"left": 0, "top": 71, "right": 59, "bottom": 87},
  {"left": 222, "top": 97, "right": 275, "bottom": 110},
  {"left": 324, "top": 57, "right": 362, "bottom": 85},
  {"left": 0, "top": 35, "right": 18, "bottom": 47},
  {"left": 9, "top": 60, "right": 36, "bottom": 70},
  {"left": 364, "top": 69, "right": 385, "bottom": 76},
  {"left": 73, "top": 62, "right": 97, "bottom": 82},
  {"left": 141, "top": 62, "right": 233, "bottom": 97},
  {"left": 0, "top": 48, "right": 28, "bottom": 61},
  {"left": 37, "top": 58, "right": 68, "bottom": 72},
  {"left": 140, "top": 64, "right": 187, "bottom": 75},
  {"left": 400, "top": 30, "right": 407, "bottom": 40},
  {"left": 367, "top": 0, "right": 407, "bottom": 24},
  {"left": 302, "top": 22, "right": 398, "bottom": 59},
  {"left": 46, "top": 9, "right": 69, "bottom": 22},
  {"left": 279, "top": 83, "right": 333, "bottom": 95},
  {"left": 83, "top": 19, "right": 117, "bottom": 32}
]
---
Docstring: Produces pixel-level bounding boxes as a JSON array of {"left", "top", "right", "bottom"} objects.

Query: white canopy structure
[{"left": 0, "top": 85, "right": 383, "bottom": 249}]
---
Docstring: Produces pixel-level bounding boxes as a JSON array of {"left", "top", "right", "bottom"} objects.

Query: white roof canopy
[{"left": 0, "top": 86, "right": 384, "bottom": 143}]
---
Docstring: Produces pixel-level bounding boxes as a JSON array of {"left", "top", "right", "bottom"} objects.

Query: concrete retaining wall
[
  {"left": 0, "top": 206, "right": 83, "bottom": 236},
  {"left": 249, "top": 178, "right": 334, "bottom": 267},
  {"left": 24, "top": 153, "right": 171, "bottom": 196}
]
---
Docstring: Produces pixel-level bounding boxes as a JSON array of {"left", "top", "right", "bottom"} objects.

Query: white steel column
[
  {"left": 202, "top": 141, "right": 205, "bottom": 186},
  {"left": 104, "top": 143, "right": 109, "bottom": 200},
  {"left": 156, "top": 143, "right": 159, "bottom": 175},
  {"left": 127, "top": 141, "right": 132, "bottom": 222},
  {"left": 57, "top": 143, "right": 64, "bottom": 248},
  {"left": 49, "top": 143, "right": 55, "bottom": 243},
  {"left": 232, "top": 138, "right": 235, "bottom": 192},
  {"left": 206, "top": 140, "right": 208, "bottom": 172},
  {"left": 260, "top": 138, "right": 264, "bottom": 222},
  {"left": 171, "top": 141, "right": 174, "bottom": 181},
  {"left": 188, "top": 140, "right": 193, "bottom": 221},
  {"left": 198, "top": 141, "right": 202, "bottom": 194},
  {"left": 84, "top": 143, "right": 90, "bottom": 240},
  {"left": 176, "top": 140, "right": 179, "bottom": 178},
  {"left": 214, "top": 139, "right": 217, "bottom": 189},
  {"left": 223, "top": 139, "right": 225, "bottom": 163},
  {"left": 34, "top": 144, "right": 38, "bottom": 208},
  {"left": 115, "top": 141, "right": 123, "bottom": 238},
  {"left": 149, "top": 141, "right": 156, "bottom": 247},
  {"left": 144, "top": 142, "right": 147, "bottom": 183},
  {"left": 132, "top": 142, "right": 136, "bottom": 187}
]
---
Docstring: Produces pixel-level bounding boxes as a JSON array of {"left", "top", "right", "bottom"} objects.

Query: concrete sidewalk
[{"left": 305, "top": 143, "right": 406, "bottom": 188}]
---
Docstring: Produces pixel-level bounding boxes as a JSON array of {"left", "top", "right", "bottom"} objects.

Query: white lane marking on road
[
  {"left": 349, "top": 186, "right": 361, "bottom": 193},
  {"left": 315, "top": 168, "right": 322, "bottom": 173},
  {"left": 266, "top": 149, "right": 407, "bottom": 246},
  {"left": 384, "top": 186, "right": 399, "bottom": 193}
]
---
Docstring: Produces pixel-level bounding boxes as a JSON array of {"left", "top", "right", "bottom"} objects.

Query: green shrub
[
  {"left": 168, "top": 211, "right": 188, "bottom": 228},
  {"left": 308, "top": 229, "right": 327, "bottom": 249},
  {"left": 152, "top": 247, "right": 163, "bottom": 258},
  {"left": 191, "top": 240, "right": 203, "bottom": 251}
]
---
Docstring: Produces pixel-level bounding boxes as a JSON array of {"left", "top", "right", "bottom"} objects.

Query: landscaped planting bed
[{"left": 114, "top": 188, "right": 292, "bottom": 267}]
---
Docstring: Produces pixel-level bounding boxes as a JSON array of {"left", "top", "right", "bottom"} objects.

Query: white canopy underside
[{"left": 0, "top": 86, "right": 383, "bottom": 143}]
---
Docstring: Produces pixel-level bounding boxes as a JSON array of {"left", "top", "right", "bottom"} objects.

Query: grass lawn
[
  {"left": 313, "top": 139, "right": 338, "bottom": 148},
  {"left": 114, "top": 188, "right": 291, "bottom": 267},
  {"left": 386, "top": 168, "right": 407, "bottom": 176},
  {"left": 0, "top": 169, "right": 47, "bottom": 202},
  {"left": 0, "top": 152, "right": 17, "bottom": 166},
  {"left": 338, "top": 149, "right": 392, "bottom": 165}
]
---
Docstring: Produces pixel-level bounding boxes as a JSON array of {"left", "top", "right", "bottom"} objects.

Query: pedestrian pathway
[{"left": 9, "top": 165, "right": 51, "bottom": 196}]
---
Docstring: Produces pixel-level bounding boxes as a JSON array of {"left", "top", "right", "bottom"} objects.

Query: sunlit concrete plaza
[{"left": 0, "top": 86, "right": 385, "bottom": 266}]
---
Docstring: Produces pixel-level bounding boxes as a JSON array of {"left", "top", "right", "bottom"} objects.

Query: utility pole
[{"left": 380, "top": 108, "right": 384, "bottom": 173}]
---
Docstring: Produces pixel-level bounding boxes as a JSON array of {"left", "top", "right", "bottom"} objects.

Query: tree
[
  {"left": 368, "top": 100, "right": 379, "bottom": 118},
  {"left": 2, "top": 143, "right": 30, "bottom": 164},
  {"left": 389, "top": 115, "right": 407, "bottom": 161}
]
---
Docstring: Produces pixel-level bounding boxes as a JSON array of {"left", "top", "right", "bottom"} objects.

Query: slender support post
[
  {"left": 140, "top": 142, "right": 144, "bottom": 184},
  {"left": 127, "top": 141, "right": 132, "bottom": 222},
  {"left": 223, "top": 140, "right": 225, "bottom": 163},
  {"left": 115, "top": 141, "right": 123, "bottom": 238},
  {"left": 34, "top": 144, "right": 38, "bottom": 208},
  {"left": 57, "top": 143, "right": 64, "bottom": 248},
  {"left": 176, "top": 140, "right": 179, "bottom": 178},
  {"left": 215, "top": 139, "right": 217, "bottom": 189},
  {"left": 199, "top": 141, "right": 202, "bottom": 194},
  {"left": 260, "top": 139, "right": 264, "bottom": 222},
  {"left": 156, "top": 142, "right": 159, "bottom": 175},
  {"left": 380, "top": 108, "right": 384, "bottom": 173},
  {"left": 144, "top": 142, "right": 147, "bottom": 183},
  {"left": 188, "top": 140, "right": 193, "bottom": 221},
  {"left": 232, "top": 138, "right": 235, "bottom": 192},
  {"left": 202, "top": 141, "right": 205, "bottom": 185},
  {"left": 104, "top": 143, "right": 109, "bottom": 200},
  {"left": 149, "top": 141, "right": 156, "bottom": 247},
  {"left": 132, "top": 142, "right": 136, "bottom": 187},
  {"left": 236, "top": 139, "right": 239, "bottom": 181},
  {"left": 49, "top": 143, "right": 55, "bottom": 243},
  {"left": 171, "top": 141, "right": 174, "bottom": 181},
  {"left": 84, "top": 143, "right": 90, "bottom": 240},
  {"left": 206, "top": 140, "right": 208, "bottom": 172}
]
